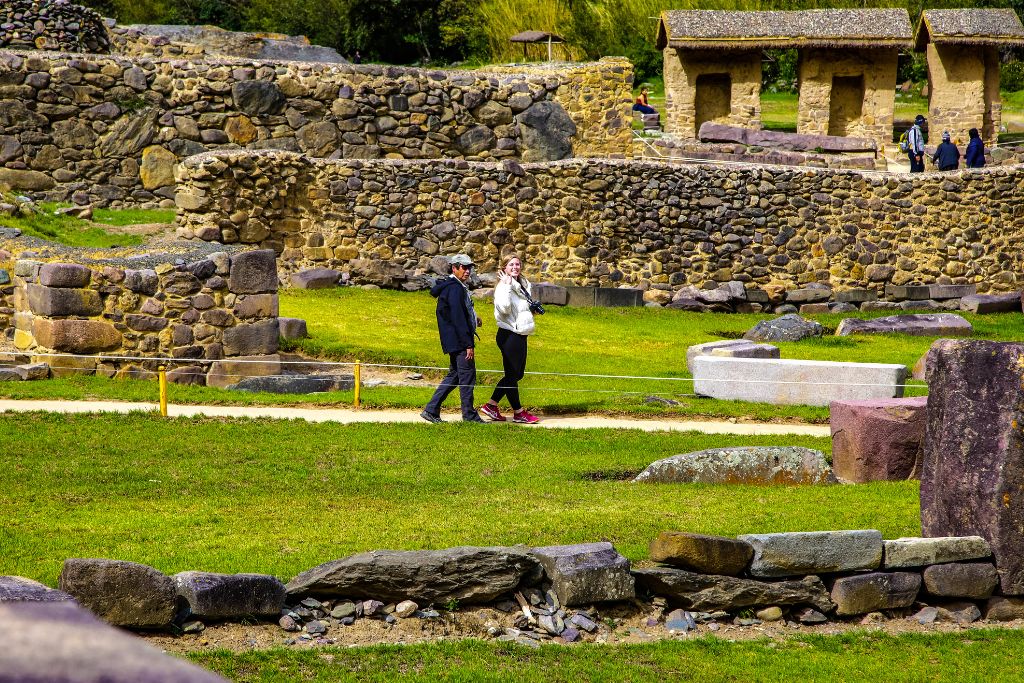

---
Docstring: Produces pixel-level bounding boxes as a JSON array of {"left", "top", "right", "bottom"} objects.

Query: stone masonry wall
[
  {"left": 927, "top": 44, "right": 1002, "bottom": 146},
  {"left": 797, "top": 49, "right": 898, "bottom": 151},
  {"left": 6, "top": 248, "right": 281, "bottom": 387},
  {"left": 662, "top": 48, "right": 762, "bottom": 139},
  {"left": 175, "top": 151, "right": 1024, "bottom": 294},
  {"left": 0, "top": 49, "right": 632, "bottom": 206}
]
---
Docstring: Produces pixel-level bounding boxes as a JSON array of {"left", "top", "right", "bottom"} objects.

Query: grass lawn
[
  {"left": 0, "top": 412, "right": 925, "bottom": 586},
  {"left": 188, "top": 630, "right": 1024, "bottom": 682},
  {"left": 4, "top": 288, "right": 1021, "bottom": 422},
  {"left": 0, "top": 201, "right": 173, "bottom": 248}
]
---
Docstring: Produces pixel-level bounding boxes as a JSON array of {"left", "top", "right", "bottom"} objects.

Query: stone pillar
[
  {"left": 663, "top": 48, "right": 760, "bottom": 139},
  {"left": 926, "top": 43, "right": 987, "bottom": 146},
  {"left": 921, "top": 339, "right": 1024, "bottom": 595}
]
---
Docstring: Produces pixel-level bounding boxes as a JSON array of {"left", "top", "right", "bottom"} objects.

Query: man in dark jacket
[
  {"left": 421, "top": 254, "right": 486, "bottom": 423},
  {"left": 965, "top": 128, "right": 985, "bottom": 168},
  {"left": 931, "top": 131, "right": 960, "bottom": 171}
]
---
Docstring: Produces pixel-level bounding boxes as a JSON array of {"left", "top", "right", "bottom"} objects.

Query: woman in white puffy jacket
[{"left": 478, "top": 255, "right": 540, "bottom": 424}]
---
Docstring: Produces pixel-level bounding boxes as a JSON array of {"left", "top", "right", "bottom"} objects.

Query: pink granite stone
[{"left": 830, "top": 396, "right": 928, "bottom": 483}]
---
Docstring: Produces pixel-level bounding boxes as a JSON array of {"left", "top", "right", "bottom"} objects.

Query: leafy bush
[
  {"left": 1002, "top": 61, "right": 1024, "bottom": 92},
  {"left": 762, "top": 49, "right": 798, "bottom": 92}
]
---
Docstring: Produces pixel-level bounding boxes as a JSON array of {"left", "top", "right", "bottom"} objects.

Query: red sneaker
[
  {"left": 512, "top": 409, "right": 539, "bottom": 424},
  {"left": 479, "top": 403, "right": 506, "bottom": 422}
]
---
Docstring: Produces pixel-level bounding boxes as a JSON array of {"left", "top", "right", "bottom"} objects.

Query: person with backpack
[
  {"left": 966, "top": 128, "right": 985, "bottom": 168},
  {"left": 931, "top": 131, "right": 961, "bottom": 171},
  {"left": 904, "top": 114, "right": 926, "bottom": 172}
]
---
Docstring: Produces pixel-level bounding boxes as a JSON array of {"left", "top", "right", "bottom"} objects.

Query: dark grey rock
[
  {"left": 516, "top": 100, "right": 576, "bottom": 162},
  {"left": 835, "top": 314, "right": 972, "bottom": 337},
  {"left": 959, "top": 293, "right": 1021, "bottom": 314},
  {"left": 743, "top": 314, "right": 823, "bottom": 342},
  {"left": 0, "top": 601, "right": 227, "bottom": 682},
  {"left": 796, "top": 607, "right": 828, "bottom": 623},
  {"left": 738, "top": 530, "right": 882, "bottom": 578},
  {"left": 531, "top": 542, "right": 634, "bottom": 606},
  {"left": 570, "top": 613, "right": 597, "bottom": 632},
  {"left": 831, "top": 572, "right": 921, "bottom": 615},
  {"left": 229, "top": 374, "right": 352, "bottom": 394},
  {"left": 286, "top": 547, "right": 540, "bottom": 604},
  {"left": 26, "top": 284, "right": 102, "bottom": 317},
  {"left": 124, "top": 269, "right": 159, "bottom": 295},
  {"left": 984, "top": 596, "right": 1024, "bottom": 621},
  {"left": 785, "top": 288, "right": 830, "bottom": 304},
  {"left": 231, "top": 80, "right": 285, "bottom": 116},
  {"left": 222, "top": 319, "right": 280, "bottom": 356},
  {"left": 0, "top": 576, "right": 75, "bottom": 603},
  {"left": 173, "top": 571, "right": 286, "bottom": 619},
  {"left": 532, "top": 283, "right": 569, "bottom": 306},
  {"left": 698, "top": 123, "right": 875, "bottom": 152},
  {"left": 633, "top": 568, "right": 833, "bottom": 612},
  {"left": 922, "top": 562, "right": 999, "bottom": 599},
  {"left": 456, "top": 126, "right": 496, "bottom": 156},
  {"left": 279, "top": 317, "right": 308, "bottom": 340},
  {"left": 290, "top": 268, "right": 340, "bottom": 289},
  {"left": 229, "top": 250, "right": 278, "bottom": 294},
  {"left": 58, "top": 559, "right": 175, "bottom": 628},
  {"left": 635, "top": 447, "right": 834, "bottom": 485}
]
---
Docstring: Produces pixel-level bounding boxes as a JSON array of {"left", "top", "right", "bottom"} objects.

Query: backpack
[{"left": 898, "top": 130, "right": 910, "bottom": 153}]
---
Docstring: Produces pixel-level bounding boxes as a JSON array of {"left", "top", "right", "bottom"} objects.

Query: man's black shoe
[
  {"left": 463, "top": 413, "right": 487, "bottom": 423},
  {"left": 420, "top": 410, "right": 445, "bottom": 424}
]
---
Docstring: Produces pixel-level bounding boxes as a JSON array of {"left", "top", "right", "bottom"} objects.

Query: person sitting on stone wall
[
  {"left": 965, "top": 128, "right": 985, "bottom": 169},
  {"left": 931, "top": 131, "right": 961, "bottom": 171},
  {"left": 632, "top": 87, "right": 657, "bottom": 115}
]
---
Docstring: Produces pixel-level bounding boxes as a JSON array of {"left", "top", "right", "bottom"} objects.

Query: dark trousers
[
  {"left": 909, "top": 152, "right": 924, "bottom": 172},
  {"left": 490, "top": 328, "right": 528, "bottom": 411},
  {"left": 424, "top": 350, "right": 476, "bottom": 419}
]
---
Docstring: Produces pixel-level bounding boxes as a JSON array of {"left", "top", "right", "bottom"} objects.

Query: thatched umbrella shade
[{"left": 510, "top": 30, "right": 566, "bottom": 62}]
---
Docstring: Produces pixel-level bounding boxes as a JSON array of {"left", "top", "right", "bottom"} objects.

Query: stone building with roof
[
  {"left": 916, "top": 9, "right": 1024, "bottom": 145},
  {"left": 656, "top": 9, "right": 912, "bottom": 148}
]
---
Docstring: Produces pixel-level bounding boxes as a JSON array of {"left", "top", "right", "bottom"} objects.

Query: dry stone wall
[
  {"left": 3, "top": 240, "right": 280, "bottom": 386},
  {"left": 175, "top": 150, "right": 1024, "bottom": 294},
  {"left": 0, "top": 48, "right": 632, "bottom": 206}
]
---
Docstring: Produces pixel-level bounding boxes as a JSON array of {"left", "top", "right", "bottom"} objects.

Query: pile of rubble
[{"left": 0, "top": 0, "right": 110, "bottom": 53}]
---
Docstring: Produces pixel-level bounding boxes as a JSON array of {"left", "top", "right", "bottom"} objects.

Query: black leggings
[{"left": 490, "top": 327, "right": 528, "bottom": 410}]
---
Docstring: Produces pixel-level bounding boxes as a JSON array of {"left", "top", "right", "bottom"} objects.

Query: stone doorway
[
  {"left": 828, "top": 75, "right": 865, "bottom": 136},
  {"left": 695, "top": 73, "right": 732, "bottom": 132}
]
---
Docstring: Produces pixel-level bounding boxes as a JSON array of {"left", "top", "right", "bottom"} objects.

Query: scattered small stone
[
  {"left": 395, "top": 600, "right": 418, "bottom": 618},
  {"left": 384, "top": 614, "right": 397, "bottom": 624},
  {"left": 182, "top": 620, "right": 205, "bottom": 634},
  {"left": 293, "top": 606, "right": 313, "bottom": 619},
  {"left": 859, "top": 612, "right": 886, "bottom": 625},
  {"left": 561, "top": 627, "right": 582, "bottom": 643},
  {"left": 417, "top": 609, "right": 441, "bottom": 619},
  {"left": 645, "top": 616, "right": 660, "bottom": 627},
  {"left": 644, "top": 396, "right": 681, "bottom": 406},
  {"left": 796, "top": 608, "right": 827, "bottom": 624},
  {"left": 665, "top": 609, "right": 696, "bottom": 633},
  {"left": 407, "top": 373, "right": 424, "bottom": 380},
  {"left": 331, "top": 602, "right": 355, "bottom": 619},
  {"left": 911, "top": 606, "right": 938, "bottom": 625},
  {"left": 570, "top": 613, "right": 598, "bottom": 632},
  {"left": 279, "top": 615, "right": 300, "bottom": 632},
  {"left": 707, "top": 623, "right": 721, "bottom": 632},
  {"left": 493, "top": 600, "right": 516, "bottom": 613},
  {"left": 545, "top": 589, "right": 561, "bottom": 610},
  {"left": 524, "top": 588, "right": 544, "bottom": 606},
  {"left": 362, "top": 600, "right": 384, "bottom": 617},
  {"left": 733, "top": 617, "right": 761, "bottom": 626},
  {"left": 304, "top": 620, "right": 327, "bottom": 635},
  {"left": 516, "top": 636, "right": 540, "bottom": 649},
  {"left": 300, "top": 597, "right": 322, "bottom": 609},
  {"left": 339, "top": 617, "right": 355, "bottom": 626},
  {"left": 756, "top": 606, "right": 783, "bottom": 622}
]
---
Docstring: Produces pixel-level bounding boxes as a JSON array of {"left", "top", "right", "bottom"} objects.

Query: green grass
[
  {"left": 0, "top": 412, "right": 923, "bottom": 585},
  {"left": 4, "top": 288, "right": 1022, "bottom": 422},
  {"left": 0, "top": 202, "right": 173, "bottom": 248},
  {"left": 188, "top": 631, "right": 1024, "bottom": 682}
]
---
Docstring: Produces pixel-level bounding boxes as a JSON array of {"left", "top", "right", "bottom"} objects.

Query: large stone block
[
  {"left": 831, "top": 572, "right": 921, "bottom": 615},
  {"left": 532, "top": 283, "right": 569, "bottom": 306},
  {"left": 222, "top": 319, "right": 279, "bottom": 356},
  {"left": 743, "top": 314, "right": 822, "bottom": 342},
  {"left": 634, "top": 447, "right": 834, "bottom": 485},
  {"left": 233, "top": 293, "right": 279, "bottom": 319},
  {"left": 737, "top": 530, "right": 883, "bottom": 578},
  {"left": 633, "top": 569, "right": 833, "bottom": 612},
  {"left": 531, "top": 542, "right": 635, "bottom": 606},
  {"left": 693, "top": 357, "right": 906, "bottom": 406},
  {"left": 278, "top": 317, "right": 307, "bottom": 340},
  {"left": 922, "top": 562, "right": 998, "bottom": 599},
  {"left": 648, "top": 532, "right": 753, "bottom": 576},
  {"left": 206, "top": 354, "right": 280, "bottom": 389},
  {"left": 228, "top": 250, "right": 278, "bottom": 294},
  {"left": 0, "top": 576, "right": 74, "bottom": 602},
  {"left": 289, "top": 268, "right": 340, "bottom": 289},
  {"left": 174, "top": 571, "right": 285, "bottom": 619},
  {"left": 32, "top": 319, "right": 122, "bottom": 354},
  {"left": 0, "top": 601, "right": 227, "bottom": 682},
  {"left": 883, "top": 536, "right": 992, "bottom": 569},
  {"left": 26, "top": 285, "right": 102, "bottom": 317},
  {"left": 959, "top": 293, "right": 1022, "bottom": 314},
  {"left": 124, "top": 269, "right": 159, "bottom": 295},
  {"left": 286, "top": 547, "right": 540, "bottom": 603},
  {"left": 835, "top": 313, "right": 973, "bottom": 337},
  {"left": 921, "top": 340, "right": 1024, "bottom": 594},
  {"left": 58, "top": 559, "right": 176, "bottom": 628},
  {"left": 38, "top": 263, "right": 91, "bottom": 288},
  {"left": 685, "top": 340, "right": 779, "bottom": 374},
  {"left": 830, "top": 397, "right": 927, "bottom": 483}
]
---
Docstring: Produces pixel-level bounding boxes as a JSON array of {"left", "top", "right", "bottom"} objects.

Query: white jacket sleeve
[{"left": 493, "top": 281, "right": 513, "bottom": 315}]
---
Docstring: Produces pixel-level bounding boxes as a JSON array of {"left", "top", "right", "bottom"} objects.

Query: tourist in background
[
  {"left": 932, "top": 131, "right": 961, "bottom": 171},
  {"left": 632, "top": 87, "right": 656, "bottom": 115},
  {"left": 421, "top": 254, "right": 485, "bottom": 424},
  {"left": 479, "top": 255, "right": 540, "bottom": 424},
  {"left": 908, "top": 114, "right": 926, "bottom": 172},
  {"left": 966, "top": 128, "right": 985, "bottom": 168}
]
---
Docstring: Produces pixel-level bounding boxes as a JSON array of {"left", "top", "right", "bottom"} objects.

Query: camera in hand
[{"left": 529, "top": 300, "right": 545, "bottom": 315}]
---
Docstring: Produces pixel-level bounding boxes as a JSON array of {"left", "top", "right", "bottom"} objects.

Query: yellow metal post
[
  {"left": 353, "top": 360, "right": 361, "bottom": 408},
  {"left": 158, "top": 365, "right": 168, "bottom": 417}
]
